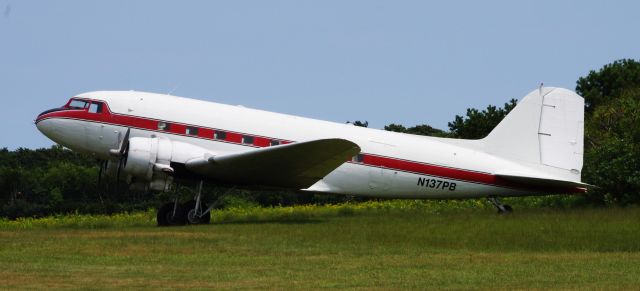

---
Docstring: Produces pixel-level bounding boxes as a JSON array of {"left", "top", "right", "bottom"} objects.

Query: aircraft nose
[
  {"left": 36, "top": 118, "right": 53, "bottom": 136},
  {"left": 36, "top": 108, "right": 61, "bottom": 122},
  {"left": 35, "top": 117, "right": 69, "bottom": 147},
  {"left": 35, "top": 107, "right": 63, "bottom": 137}
]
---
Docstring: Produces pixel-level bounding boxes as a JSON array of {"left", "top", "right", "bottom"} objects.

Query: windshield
[{"left": 68, "top": 99, "right": 88, "bottom": 109}]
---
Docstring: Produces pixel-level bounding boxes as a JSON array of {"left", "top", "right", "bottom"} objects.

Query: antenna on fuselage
[{"left": 167, "top": 83, "right": 181, "bottom": 96}]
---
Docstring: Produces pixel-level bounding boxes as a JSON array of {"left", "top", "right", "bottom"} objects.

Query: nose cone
[
  {"left": 36, "top": 108, "right": 61, "bottom": 122},
  {"left": 36, "top": 118, "right": 57, "bottom": 141},
  {"left": 35, "top": 107, "right": 63, "bottom": 138},
  {"left": 35, "top": 116, "right": 90, "bottom": 153}
]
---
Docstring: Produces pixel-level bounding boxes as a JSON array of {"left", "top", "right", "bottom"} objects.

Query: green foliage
[
  {"left": 582, "top": 93, "right": 640, "bottom": 205},
  {"left": 577, "top": 60, "right": 640, "bottom": 205},
  {"left": 0, "top": 146, "right": 153, "bottom": 218},
  {"left": 0, "top": 211, "right": 155, "bottom": 229},
  {"left": 576, "top": 59, "right": 640, "bottom": 112},
  {"left": 384, "top": 123, "right": 449, "bottom": 137},
  {"left": 447, "top": 99, "right": 518, "bottom": 139},
  {"left": 348, "top": 120, "right": 369, "bottom": 127},
  {"left": 383, "top": 123, "right": 407, "bottom": 133},
  {"left": 0, "top": 199, "right": 615, "bottom": 230},
  {"left": 214, "top": 193, "right": 260, "bottom": 209}
]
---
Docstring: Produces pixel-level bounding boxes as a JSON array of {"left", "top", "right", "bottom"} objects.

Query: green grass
[{"left": 1, "top": 202, "right": 639, "bottom": 289}]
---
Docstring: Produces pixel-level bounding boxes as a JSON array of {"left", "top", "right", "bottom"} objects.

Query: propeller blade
[
  {"left": 115, "top": 158, "right": 123, "bottom": 194},
  {"left": 116, "top": 158, "right": 123, "bottom": 182},
  {"left": 114, "top": 128, "right": 131, "bottom": 181},
  {"left": 110, "top": 128, "right": 131, "bottom": 194},
  {"left": 97, "top": 160, "right": 105, "bottom": 186},
  {"left": 119, "top": 128, "right": 131, "bottom": 156},
  {"left": 122, "top": 139, "right": 130, "bottom": 167},
  {"left": 109, "top": 128, "right": 131, "bottom": 157}
]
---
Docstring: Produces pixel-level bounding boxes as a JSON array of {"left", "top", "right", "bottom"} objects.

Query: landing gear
[
  {"left": 487, "top": 196, "right": 513, "bottom": 214},
  {"left": 184, "top": 181, "right": 213, "bottom": 225},
  {"left": 157, "top": 180, "right": 213, "bottom": 226},
  {"left": 157, "top": 198, "right": 185, "bottom": 226},
  {"left": 183, "top": 200, "right": 211, "bottom": 225}
]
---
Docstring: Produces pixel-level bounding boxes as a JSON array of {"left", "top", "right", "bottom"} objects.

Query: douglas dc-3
[{"left": 36, "top": 87, "right": 588, "bottom": 226}]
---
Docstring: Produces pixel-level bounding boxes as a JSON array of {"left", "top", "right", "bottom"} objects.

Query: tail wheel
[
  {"left": 157, "top": 202, "right": 186, "bottom": 226},
  {"left": 183, "top": 200, "right": 211, "bottom": 225}
]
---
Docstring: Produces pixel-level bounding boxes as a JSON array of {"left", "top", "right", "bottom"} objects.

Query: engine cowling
[{"left": 123, "top": 136, "right": 174, "bottom": 191}]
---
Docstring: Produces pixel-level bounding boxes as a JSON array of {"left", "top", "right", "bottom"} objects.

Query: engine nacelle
[{"left": 123, "top": 136, "right": 174, "bottom": 191}]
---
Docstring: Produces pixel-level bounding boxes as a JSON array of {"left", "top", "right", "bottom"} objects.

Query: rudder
[{"left": 481, "top": 87, "right": 584, "bottom": 182}]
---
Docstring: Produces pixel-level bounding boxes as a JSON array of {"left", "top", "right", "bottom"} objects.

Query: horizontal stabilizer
[
  {"left": 185, "top": 138, "right": 360, "bottom": 189},
  {"left": 495, "top": 172, "right": 593, "bottom": 190}
]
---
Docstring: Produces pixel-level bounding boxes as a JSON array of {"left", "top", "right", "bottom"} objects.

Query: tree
[
  {"left": 581, "top": 90, "right": 640, "bottom": 205},
  {"left": 384, "top": 123, "right": 448, "bottom": 137},
  {"left": 384, "top": 123, "right": 407, "bottom": 133},
  {"left": 576, "top": 59, "right": 640, "bottom": 113},
  {"left": 447, "top": 99, "right": 518, "bottom": 139},
  {"left": 348, "top": 120, "right": 369, "bottom": 127}
]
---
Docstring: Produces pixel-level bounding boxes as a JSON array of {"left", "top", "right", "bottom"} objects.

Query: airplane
[{"left": 35, "top": 86, "right": 588, "bottom": 226}]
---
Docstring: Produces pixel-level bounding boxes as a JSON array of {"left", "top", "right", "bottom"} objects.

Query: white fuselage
[{"left": 35, "top": 91, "right": 575, "bottom": 199}]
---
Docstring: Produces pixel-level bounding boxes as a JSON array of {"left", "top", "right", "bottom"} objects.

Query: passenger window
[
  {"left": 242, "top": 135, "right": 254, "bottom": 145},
  {"left": 88, "top": 103, "right": 102, "bottom": 113},
  {"left": 214, "top": 131, "right": 226, "bottom": 140},
  {"left": 69, "top": 99, "right": 88, "bottom": 109},
  {"left": 186, "top": 127, "right": 199, "bottom": 136},
  {"left": 158, "top": 121, "right": 171, "bottom": 131},
  {"left": 270, "top": 140, "right": 280, "bottom": 146}
]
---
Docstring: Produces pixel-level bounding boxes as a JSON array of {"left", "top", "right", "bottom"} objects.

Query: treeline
[{"left": 1, "top": 59, "right": 639, "bottom": 218}]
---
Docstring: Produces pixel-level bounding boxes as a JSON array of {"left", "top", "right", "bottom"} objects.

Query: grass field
[{"left": 1, "top": 201, "right": 639, "bottom": 290}]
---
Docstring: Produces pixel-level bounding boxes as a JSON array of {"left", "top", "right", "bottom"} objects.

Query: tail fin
[{"left": 482, "top": 87, "right": 584, "bottom": 182}]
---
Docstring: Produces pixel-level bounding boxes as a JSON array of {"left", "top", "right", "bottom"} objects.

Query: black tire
[
  {"left": 183, "top": 200, "right": 211, "bottom": 225},
  {"left": 497, "top": 204, "right": 513, "bottom": 214},
  {"left": 157, "top": 202, "right": 186, "bottom": 226}
]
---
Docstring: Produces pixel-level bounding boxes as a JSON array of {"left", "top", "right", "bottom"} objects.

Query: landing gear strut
[
  {"left": 157, "top": 197, "right": 185, "bottom": 226},
  {"left": 183, "top": 181, "right": 212, "bottom": 225},
  {"left": 157, "top": 180, "right": 213, "bottom": 226},
  {"left": 487, "top": 196, "right": 513, "bottom": 214}
]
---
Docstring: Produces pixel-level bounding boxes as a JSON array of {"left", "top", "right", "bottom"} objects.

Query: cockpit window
[
  {"left": 88, "top": 102, "right": 102, "bottom": 113},
  {"left": 69, "top": 99, "right": 88, "bottom": 109}
]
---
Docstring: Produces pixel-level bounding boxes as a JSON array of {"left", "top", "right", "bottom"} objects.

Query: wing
[{"left": 185, "top": 138, "right": 360, "bottom": 189}]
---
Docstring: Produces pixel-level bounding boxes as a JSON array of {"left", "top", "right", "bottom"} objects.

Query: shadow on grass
[{"left": 214, "top": 218, "right": 325, "bottom": 225}]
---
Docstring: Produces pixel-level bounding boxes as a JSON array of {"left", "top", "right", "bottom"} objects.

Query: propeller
[
  {"left": 111, "top": 128, "right": 131, "bottom": 191},
  {"left": 96, "top": 159, "right": 108, "bottom": 204},
  {"left": 97, "top": 160, "right": 107, "bottom": 186}
]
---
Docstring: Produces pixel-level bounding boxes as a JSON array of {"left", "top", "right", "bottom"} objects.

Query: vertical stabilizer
[{"left": 481, "top": 87, "right": 584, "bottom": 182}]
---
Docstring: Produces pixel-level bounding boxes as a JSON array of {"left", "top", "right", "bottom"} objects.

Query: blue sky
[{"left": 1, "top": 0, "right": 638, "bottom": 149}]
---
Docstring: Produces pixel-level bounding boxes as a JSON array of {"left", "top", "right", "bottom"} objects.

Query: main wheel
[
  {"left": 157, "top": 202, "right": 186, "bottom": 226},
  {"left": 498, "top": 204, "right": 513, "bottom": 214},
  {"left": 183, "top": 200, "right": 211, "bottom": 225}
]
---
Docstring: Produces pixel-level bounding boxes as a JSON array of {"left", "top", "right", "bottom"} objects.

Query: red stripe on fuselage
[{"left": 36, "top": 105, "right": 585, "bottom": 194}]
